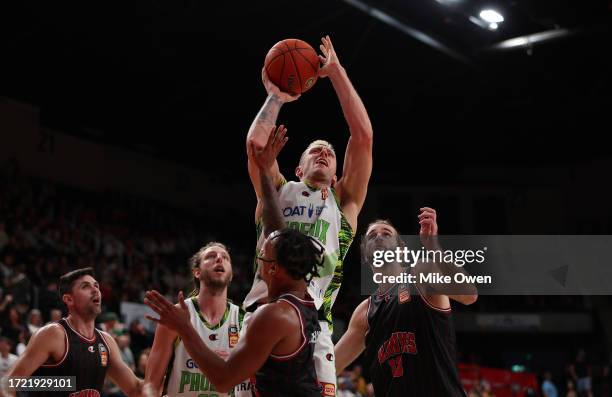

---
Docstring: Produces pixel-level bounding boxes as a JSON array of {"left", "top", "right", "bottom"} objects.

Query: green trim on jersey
[
  {"left": 320, "top": 188, "right": 355, "bottom": 329},
  {"left": 191, "top": 298, "right": 231, "bottom": 331}
]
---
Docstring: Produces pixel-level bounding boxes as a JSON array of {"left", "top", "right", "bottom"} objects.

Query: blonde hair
[{"left": 299, "top": 140, "right": 336, "bottom": 165}]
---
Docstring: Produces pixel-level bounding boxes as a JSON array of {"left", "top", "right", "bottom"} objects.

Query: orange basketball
[{"left": 264, "top": 39, "right": 320, "bottom": 96}]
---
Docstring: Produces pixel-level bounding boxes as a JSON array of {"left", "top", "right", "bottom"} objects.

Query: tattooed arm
[{"left": 247, "top": 69, "right": 299, "bottom": 221}]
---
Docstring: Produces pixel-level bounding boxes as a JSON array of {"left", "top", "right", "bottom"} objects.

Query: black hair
[
  {"left": 58, "top": 267, "right": 96, "bottom": 298},
  {"left": 272, "top": 228, "right": 324, "bottom": 282}
]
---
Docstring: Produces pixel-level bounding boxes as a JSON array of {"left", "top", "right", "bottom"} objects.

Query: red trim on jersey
[
  {"left": 364, "top": 297, "right": 372, "bottom": 340},
  {"left": 415, "top": 285, "right": 452, "bottom": 313},
  {"left": 278, "top": 293, "right": 316, "bottom": 307},
  {"left": 65, "top": 318, "right": 97, "bottom": 342},
  {"left": 270, "top": 299, "right": 308, "bottom": 361},
  {"left": 97, "top": 331, "right": 112, "bottom": 363},
  {"left": 40, "top": 324, "right": 69, "bottom": 367}
]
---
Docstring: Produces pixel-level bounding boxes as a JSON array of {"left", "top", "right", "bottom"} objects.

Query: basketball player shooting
[
  {"left": 4, "top": 268, "right": 144, "bottom": 397},
  {"left": 244, "top": 35, "right": 373, "bottom": 396},
  {"left": 144, "top": 242, "right": 250, "bottom": 397},
  {"left": 143, "top": 127, "right": 324, "bottom": 396},
  {"left": 334, "top": 209, "right": 478, "bottom": 397}
]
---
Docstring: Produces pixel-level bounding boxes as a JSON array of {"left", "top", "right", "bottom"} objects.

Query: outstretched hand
[
  {"left": 144, "top": 290, "right": 190, "bottom": 333},
  {"left": 318, "top": 35, "right": 342, "bottom": 78},
  {"left": 418, "top": 207, "right": 440, "bottom": 250},
  {"left": 248, "top": 125, "right": 288, "bottom": 171},
  {"left": 262, "top": 67, "right": 300, "bottom": 103}
]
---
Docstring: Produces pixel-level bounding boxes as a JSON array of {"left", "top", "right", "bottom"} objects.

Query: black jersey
[
  {"left": 32, "top": 318, "right": 110, "bottom": 397},
  {"left": 364, "top": 284, "right": 465, "bottom": 397},
  {"left": 252, "top": 293, "right": 321, "bottom": 397}
]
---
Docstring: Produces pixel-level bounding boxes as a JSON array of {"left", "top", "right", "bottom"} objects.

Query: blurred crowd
[{"left": 0, "top": 159, "right": 607, "bottom": 397}]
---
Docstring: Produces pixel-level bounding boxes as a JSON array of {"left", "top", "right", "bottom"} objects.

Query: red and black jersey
[
  {"left": 364, "top": 283, "right": 465, "bottom": 397},
  {"left": 252, "top": 293, "right": 321, "bottom": 397},
  {"left": 32, "top": 318, "right": 110, "bottom": 397}
]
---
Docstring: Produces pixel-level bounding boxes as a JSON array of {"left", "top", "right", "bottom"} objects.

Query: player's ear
[
  {"left": 295, "top": 166, "right": 303, "bottom": 179},
  {"left": 192, "top": 267, "right": 201, "bottom": 279},
  {"left": 62, "top": 294, "right": 72, "bottom": 306},
  {"left": 331, "top": 174, "right": 338, "bottom": 188}
]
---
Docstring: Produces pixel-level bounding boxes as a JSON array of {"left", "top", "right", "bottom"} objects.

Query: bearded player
[
  {"left": 334, "top": 209, "right": 478, "bottom": 396},
  {"left": 144, "top": 243, "right": 250, "bottom": 397}
]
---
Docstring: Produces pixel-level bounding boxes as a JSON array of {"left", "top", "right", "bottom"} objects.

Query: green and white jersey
[
  {"left": 165, "top": 297, "right": 249, "bottom": 397},
  {"left": 243, "top": 180, "right": 355, "bottom": 328}
]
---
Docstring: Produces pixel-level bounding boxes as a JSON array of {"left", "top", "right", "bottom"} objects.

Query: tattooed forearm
[{"left": 256, "top": 94, "right": 283, "bottom": 125}]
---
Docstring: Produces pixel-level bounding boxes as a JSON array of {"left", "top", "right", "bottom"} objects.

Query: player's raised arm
[
  {"left": 248, "top": 124, "right": 289, "bottom": 237},
  {"left": 246, "top": 69, "right": 299, "bottom": 206},
  {"left": 334, "top": 298, "right": 369, "bottom": 373},
  {"left": 144, "top": 291, "right": 286, "bottom": 394},
  {"left": 319, "top": 35, "right": 373, "bottom": 230},
  {"left": 416, "top": 207, "right": 478, "bottom": 306},
  {"left": 143, "top": 324, "right": 178, "bottom": 397}
]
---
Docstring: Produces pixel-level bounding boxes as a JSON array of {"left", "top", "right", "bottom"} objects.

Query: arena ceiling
[{"left": 2, "top": 0, "right": 611, "bottom": 184}]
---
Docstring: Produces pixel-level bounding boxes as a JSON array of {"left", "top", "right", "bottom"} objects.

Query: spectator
[
  {"left": 2, "top": 307, "right": 25, "bottom": 343},
  {"left": 567, "top": 380, "right": 578, "bottom": 397},
  {"left": 351, "top": 365, "right": 367, "bottom": 397},
  {"left": 569, "top": 349, "right": 592, "bottom": 397},
  {"left": 337, "top": 376, "right": 357, "bottom": 397},
  {"left": 0, "top": 337, "right": 18, "bottom": 376},
  {"left": 100, "top": 312, "right": 124, "bottom": 336},
  {"left": 134, "top": 348, "right": 150, "bottom": 378},
  {"left": 542, "top": 371, "right": 558, "bottom": 397},
  {"left": 15, "top": 329, "right": 29, "bottom": 356},
  {"left": 116, "top": 334, "right": 135, "bottom": 371},
  {"left": 128, "top": 319, "right": 153, "bottom": 360},
  {"left": 48, "top": 308, "right": 63, "bottom": 324},
  {"left": 26, "top": 308, "right": 43, "bottom": 334}
]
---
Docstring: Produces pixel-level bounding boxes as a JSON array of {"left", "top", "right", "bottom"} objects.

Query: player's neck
[
  {"left": 268, "top": 281, "right": 307, "bottom": 301},
  {"left": 197, "top": 288, "right": 227, "bottom": 326},
  {"left": 66, "top": 314, "right": 95, "bottom": 339},
  {"left": 302, "top": 177, "right": 330, "bottom": 191}
]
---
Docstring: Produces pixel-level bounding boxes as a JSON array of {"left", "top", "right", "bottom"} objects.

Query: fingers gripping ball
[{"left": 264, "top": 39, "right": 320, "bottom": 96}]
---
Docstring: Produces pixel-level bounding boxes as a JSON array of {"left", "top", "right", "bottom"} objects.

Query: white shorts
[
  {"left": 314, "top": 321, "right": 337, "bottom": 397},
  {"left": 242, "top": 312, "right": 337, "bottom": 397}
]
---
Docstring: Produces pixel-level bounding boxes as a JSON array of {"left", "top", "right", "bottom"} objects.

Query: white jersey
[
  {"left": 165, "top": 297, "right": 250, "bottom": 397},
  {"left": 243, "top": 180, "right": 354, "bottom": 327}
]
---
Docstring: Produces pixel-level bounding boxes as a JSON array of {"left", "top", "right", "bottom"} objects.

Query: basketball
[{"left": 264, "top": 38, "right": 320, "bottom": 96}]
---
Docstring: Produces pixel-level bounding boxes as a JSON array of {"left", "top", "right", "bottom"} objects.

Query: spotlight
[{"left": 479, "top": 9, "right": 504, "bottom": 23}]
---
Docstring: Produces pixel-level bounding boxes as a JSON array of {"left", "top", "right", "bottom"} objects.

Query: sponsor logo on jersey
[
  {"left": 286, "top": 219, "right": 330, "bottom": 244},
  {"left": 326, "top": 353, "right": 334, "bottom": 362},
  {"left": 377, "top": 332, "right": 417, "bottom": 378},
  {"left": 208, "top": 334, "right": 218, "bottom": 341},
  {"left": 186, "top": 358, "right": 199, "bottom": 369},
  {"left": 178, "top": 371, "right": 218, "bottom": 393},
  {"left": 302, "top": 191, "right": 310, "bottom": 197},
  {"left": 229, "top": 325, "right": 239, "bottom": 348},
  {"left": 88, "top": 345, "right": 95, "bottom": 353},
  {"left": 69, "top": 389, "right": 101, "bottom": 397},
  {"left": 98, "top": 343, "right": 108, "bottom": 367},
  {"left": 310, "top": 330, "right": 320, "bottom": 343},
  {"left": 282, "top": 205, "right": 327, "bottom": 218},
  {"left": 320, "top": 382, "right": 335, "bottom": 396}
]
